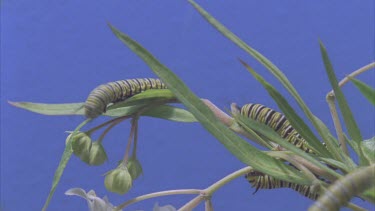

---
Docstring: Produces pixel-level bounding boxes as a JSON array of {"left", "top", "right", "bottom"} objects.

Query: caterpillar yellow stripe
[
  {"left": 84, "top": 78, "right": 167, "bottom": 119},
  {"left": 240, "top": 103, "right": 314, "bottom": 153},
  {"left": 246, "top": 170, "right": 319, "bottom": 200}
]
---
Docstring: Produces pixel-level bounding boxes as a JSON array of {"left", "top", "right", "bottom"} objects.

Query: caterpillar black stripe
[
  {"left": 246, "top": 170, "right": 319, "bottom": 200},
  {"left": 240, "top": 103, "right": 314, "bottom": 153},
  {"left": 309, "top": 165, "right": 375, "bottom": 211},
  {"left": 84, "top": 78, "right": 167, "bottom": 119}
]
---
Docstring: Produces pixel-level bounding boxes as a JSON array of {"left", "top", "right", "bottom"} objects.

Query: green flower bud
[
  {"left": 70, "top": 132, "right": 92, "bottom": 158},
  {"left": 127, "top": 157, "right": 143, "bottom": 180},
  {"left": 84, "top": 142, "right": 108, "bottom": 166},
  {"left": 104, "top": 163, "right": 132, "bottom": 194}
]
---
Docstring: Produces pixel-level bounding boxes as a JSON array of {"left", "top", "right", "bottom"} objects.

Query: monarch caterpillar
[
  {"left": 84, "top": 78, "right": 167, "bottom": 119},
  {"left": 309, "top": 165, "right": 375, "bottom": 211},
  {"left": 246, "top": 170, "right": 319, "bottom": 200},
  {"left": 240, "top": 103, "right": 314, "bottom": 153},
  {"left": 239, "top": 103, "right": 323, "bottom": 200}
]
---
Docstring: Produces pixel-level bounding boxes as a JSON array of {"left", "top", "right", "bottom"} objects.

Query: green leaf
[
  {"left": 42, "top": 119, "right": 91, "bottom": 211},
  {"left": 343, "top": 134, "right": 358, "bottom": 152},
  {"left": 319, "top": 41, "right": 366, "bottom": 165},
  {"left": 311, "top": 115, "right": 346, "bottom": 162},
  {"left": 142, "top": 105, "right": 197, "bottom": 122},
  {"left": 9, "top": 101, "right": 84, "bottom": 115},
  {"left": 239, "top": 60, "right": 330, "bottom": 157},
  {"left": 9, "top": 100, "right": 195, "bottom": 122},
  {"left": 189, "top": 0, "right": 337, "bottom": 155},
  {"left": 9, "top": 89, "right": 176, "bottom": 116},
  {"left": 107, "top": 89, "right": 177, "bottom": 109},
  {"left": 108, "top": 23, "right": 310, "bottom": 184},
  {"left": 360, "top": 137, "right": 375, "bottom": 164},
  {"left": 318, "top": 157, "right": 350, "bottom": 172},
  {"left": 348, "top": 77, "right": 375, "bottom": 106}
]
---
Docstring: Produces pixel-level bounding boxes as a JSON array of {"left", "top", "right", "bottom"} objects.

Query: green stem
[
  {"left": 86, "top": 116, "right": 130, "bottom": 135},
  {"left": 131, "top": 118, "right": 139, "bottom": 157},
  {"left": 97, "top": 119, "right": 124, "bottom": 143},
  {"left": 123, "top": 118, "right": 137, "bottom": 163},
  {"left": 115, "top": 189, "right": 201, "bottom": 210},
  {"left": 179, "top": 166, "right": 252, "bottom": 210},
  {"left": 326, "top": 62, "right": 375, "bottom": 156}
]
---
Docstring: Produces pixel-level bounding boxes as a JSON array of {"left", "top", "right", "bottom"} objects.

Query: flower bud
[
  {"left": 127, "top": 157, "right": 143, "bottom": 180},
  {"left": 84, "top": 142, "right": 108, "bottom": 166},
  {"left": 104, "top": 163, "right": 132, "bottom": 194},
  {"left": 69, "top": 132, "right": 92, "bottom": 158}
]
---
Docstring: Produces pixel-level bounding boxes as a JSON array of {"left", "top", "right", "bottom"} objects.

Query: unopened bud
[
  {"left": 127, "top": 157, "right": 143, "bottom": 180},
  {"left": 83, "top": 142, "right": 108, "bottom": 166},
  {"left": 104, "top": 163, "right": 132, "bottom": 194}
]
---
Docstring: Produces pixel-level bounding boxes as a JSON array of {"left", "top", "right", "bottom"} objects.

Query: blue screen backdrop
[{"left": 1, "top": 1, "right": 374, "bottom": 210}]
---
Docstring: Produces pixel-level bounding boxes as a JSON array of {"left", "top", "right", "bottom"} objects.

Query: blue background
[{"left": 1, "top": 1, "right": 374, "bottom": 210}]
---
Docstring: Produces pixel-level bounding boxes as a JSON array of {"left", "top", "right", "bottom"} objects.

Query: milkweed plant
[{"left": 9, "top": 1, "right": 375, "bottom": 211}]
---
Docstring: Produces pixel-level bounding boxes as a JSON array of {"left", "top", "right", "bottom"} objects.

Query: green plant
[{"left": 9, "top": 1, "right": 374, "bottom": 210}]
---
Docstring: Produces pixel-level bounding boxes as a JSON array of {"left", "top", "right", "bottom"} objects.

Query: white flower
[{"left": 65, "top": 188, "right": 122, "bottom": 211}]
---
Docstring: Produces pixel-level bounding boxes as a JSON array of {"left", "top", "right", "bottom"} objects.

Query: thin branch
[
  {"left": 123, "top": 118, "right": 137, "bottom": 163},
  {"left": 115, "top": 189, "right": 201, "bottom": 210},
  {"left": 86, "top": 115, "right": 130, "bottom": 135},
  {"left": 326, "top": 62, "right": 375, "bottom": 155},
  {"left": 179, "top": 166, "right": 253, "bottom": 210},
  {"left": 328, "top": 62, "right": 375, "bottom": 96}
]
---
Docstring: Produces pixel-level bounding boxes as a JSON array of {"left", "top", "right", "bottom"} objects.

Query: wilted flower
[
  {"left": 104, "top": 162, "right": 132, "bottom": 194},
  {"left": 65, "top": 188, "right": 122, "bottom": 211}
]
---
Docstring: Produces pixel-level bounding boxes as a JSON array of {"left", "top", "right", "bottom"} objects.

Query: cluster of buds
[
  {"left": 66, "top": 118, "right": 144, "bottom": 195},
  {"left": 66, "top": 132, "right": 108, "bottom": 166}
]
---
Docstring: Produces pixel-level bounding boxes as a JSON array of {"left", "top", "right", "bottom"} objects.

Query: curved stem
[
  {"left": 326, "top": 62, "right": 375, "bottom": 155},
  {"left": 97, "top": 119, "right": 124, "bottom": 143},
  {"left": 115, "top": 189, "right": 201, "bottom": 210},
  {"left": 327, "top": 62, "right": 375, "bottom": 97},
  {"left": 86, "top": 116, "right": 130, "bottom": 135},
  {"left": 123, "top": 118, "right": 137, "bottom": 163},
  {"left": 178, "top": 166, "right": 253, "bottom": 210},
  {"left": 201, "top": 99, "right": 233, "bottom": 126},
  {"left": 205, "top": 166, "right": 252, "bottom": 194},
  {"left": 131, "top": 118, "right": 139, "bottom": 157}
]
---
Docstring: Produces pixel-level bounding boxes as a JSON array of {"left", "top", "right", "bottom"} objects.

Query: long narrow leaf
[
  {"left": 42, "top": 119, "right": 91, "bottom": 211},
  {"left": 108, "top": 24, "right": 310, "bottom": 184},
  {"left": 239, "top": 60, "right": 330, "bottom": 157},
  {"left": 9, "top": 101, "right": 84, "bottom": 115},
  {"left": 142, "top": 105, "right": 197, "bottom": 122},
  {"left": 188, "top": 0, "right": 337, "bottom": 154},
  {"left": 312, "top": 115, "right": 346, "bottom": 163},
  {"left": 319, "top": 42, "right": 366, "bottom": 165},
  {"left": 9, "top": 101, "right": 194, "bottom": 122},
  {"left": 348, "top": 77, "right": 375, "bottom": 106}
]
